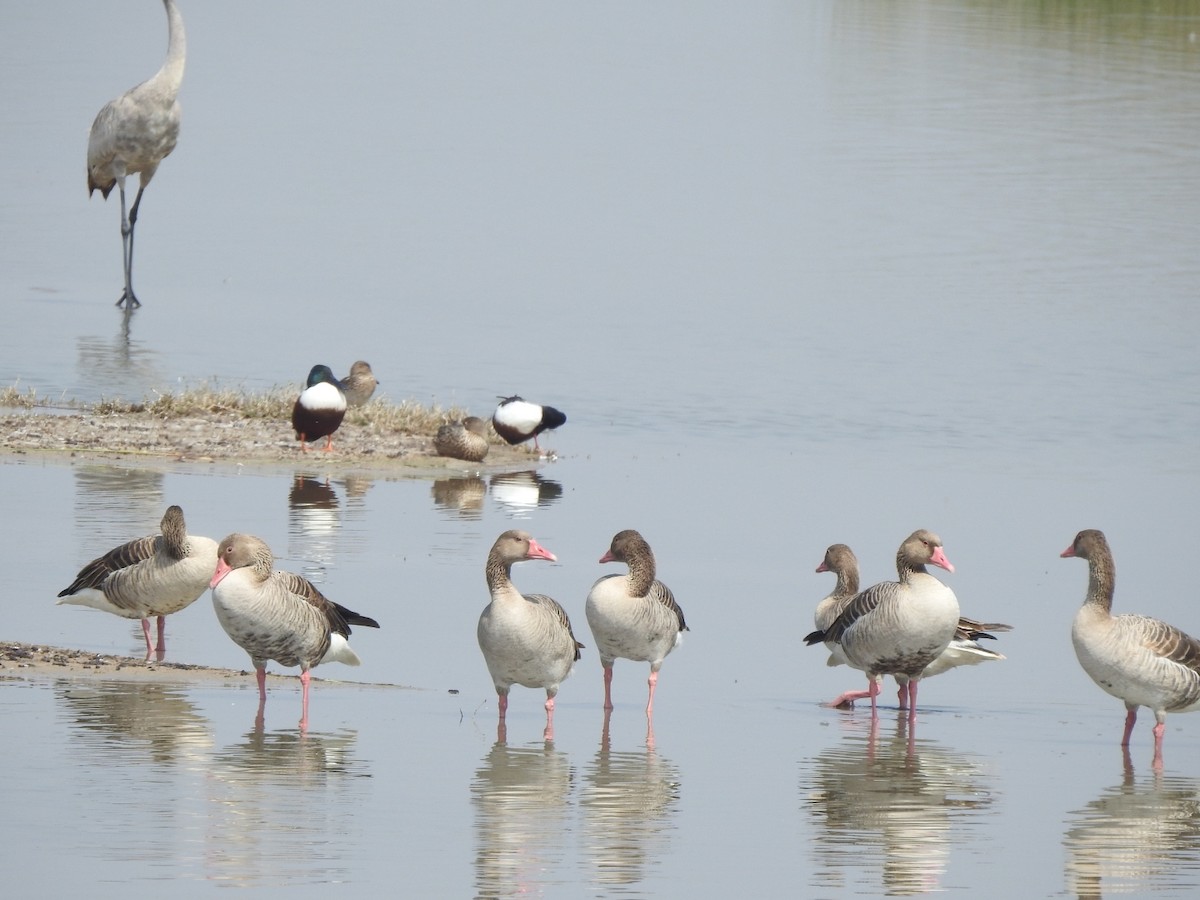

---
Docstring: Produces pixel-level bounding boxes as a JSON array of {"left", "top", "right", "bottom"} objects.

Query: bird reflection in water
[
  {"left": 204, "top": 723, "right": 367, "bottom": 888},
  {"left": 802, "top": 714, "right": 995, "bottom": 895},
  {"left": 431, "top": 476, "right": 487, "bottom": 519},
  {"left": 1064, "top": 748, "right": 1200, "bottom": 899},
  {"left": 580, "top": 709, "right": 682, "bottom": 892},
  {"left": 471, "top": 730, "right": 575, "bottom": 897},
  {"left": 489, "top": 470, "right": 563, "bottom": 519},
  {"left": 75, "top": 316, "right": 165, "bottom": 402},
  {"left": 287, "top": 474, "right": 341, "bottom": 583}
]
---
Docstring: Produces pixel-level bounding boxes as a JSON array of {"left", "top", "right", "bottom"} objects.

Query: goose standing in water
[
  {"left": 339, "top": 360, "right": 378, "bottom": 407},
  {"left": 810, "top": 543, "right": 1010, "bottom": 709},
  {"left": 87, "top": 0, "right": 185, "bottom": 309},
  {"left": 210, "top": 533, "right": 379, "bottom": 730},
  {"left": 1062, "top": 529, "right": 1200, "bottom": 769},
  {"left": 585, "top": 529, "right": 688, "bottom": 716},
  {"left": 805, "top": 530, "right": 960, "bottom": 718},
  {"left": 476, "top": 530, "right": 582, "bottom": 740},
  {"left": 292, "top": 364, "right": 347, "bottom": 452},
  {"left": 57, "top": 504, "right": 216, "bottom": 660},
  {"left": 492, "top": 395, "right": 566, "bottom": 452},
  {"left": 434, "top": 416, "right": 489, "bottom": 462}
]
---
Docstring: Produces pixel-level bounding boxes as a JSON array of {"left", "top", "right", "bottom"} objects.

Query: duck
[
  {"left": 57, "top": 504, "right": 217, "bottom": 660},
  {"left": 209, "top": 533, "right": 380, "bottom": 730},
  {"left": 585, "top": 529, "right": 688, "bottom": 715},
  {"left": 292, "top": 364, "right": 347, "bottom": 452},
  {"left": 434, "top": 416, "right": 489, "bottom": 462},
  {"left": 810, "top": 543, "right": 1010, "bottom": 710},
  {"left": 1062, "top": 528, "right": 1200, "bottom": 768},
  {"left": 476, "top": 530, "right": 583, "bottom": 740},
  {"left": 339, "top": 360, "right": 378, "bottom": 407},
  {"left": 492, "top": 395, "right": 566, "bottom": 452},
  {"left": 805, "top": 530, "right": 960, "bottom": 717}
]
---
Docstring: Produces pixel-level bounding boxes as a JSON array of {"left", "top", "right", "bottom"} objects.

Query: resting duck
[
  {"left": 1063, "top": 528, "right": 1200, "bottom": 768},
  {"left": 810, "top": 543, "right": 1010, "bottom": 709},
  {"left": 434, "top": 416, "right": 489, "bottom": 462},
  {"left": 585, "top": 529, "right": 688, "bottom": 716},
  {"left": 292, "top": 364, "right": 347, "bottom": 452},
  {"left": 492, "top": 395, "right": 566, "bottom": 452},
  {"left": 210, "top": 532, "right": 379, "bottom": 730},
  {"left": 57, "top": 504, "right": 218, "bottom": 660},
  {"left": 476, "top": 530, "right": 583, "bottom": 740},
  {"left": 339, "top": 360, "right": 378, "bottom": 407},
  {"left": 805, "top": 530, "right": 960, "bottom": 718}
]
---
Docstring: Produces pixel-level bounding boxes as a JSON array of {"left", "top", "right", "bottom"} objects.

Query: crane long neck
[{"left": 159, "top": 0, "right": 187, "bottom": 94}]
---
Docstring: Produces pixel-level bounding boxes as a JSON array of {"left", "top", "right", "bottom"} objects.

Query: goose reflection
[
  {"left": 471, "top": 731, "right": 575, "bottom": 896},
  {"left": 581, "top": 710, "right": 682, "bottom": 891},
  {"left": 802, "top": 715, "right": 995, "bottom": 895},
  {"left": 287, "top": 474, "right": 341, "bottom": 582},
  {"left": 489, "top": 470, "right": 563, "bottom": 519},
  {"left": 56, "top": 680, "right": 213, "bottom": 767},
  {"left": 204, "top": 724, "right": 368, "bottom": 888},
  {"left": 431, "top": 476, "right": 487, "bottom": 519},
  {"left": 1064, "top": 749, "right": 1200, "bottom": 899}
]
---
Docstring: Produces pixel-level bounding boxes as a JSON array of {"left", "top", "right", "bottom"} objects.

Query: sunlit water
[{"left": 2, "top": 1, "right": 1200, "bottom": 896}]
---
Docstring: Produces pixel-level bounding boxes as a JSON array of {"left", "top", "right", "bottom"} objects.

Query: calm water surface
[{"left": 2, "top": 1, "right": 1200, "bottom": 897}]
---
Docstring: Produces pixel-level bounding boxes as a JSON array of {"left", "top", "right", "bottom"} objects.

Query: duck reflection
[
  {"left": 431, "top": 476, "right": 487, "bottom": 519},
  {"left": 56, "top": 680, "right": 213, "bottom": 767},
  {"left": 1064, "top": 749, "right": 1200, "bottom": 899},
  {"left": 204, "top": 724, "right": 367, "bottom": 888},
  {"left": 287, "top": 474, "right": 341, "bottom": 582},
  {"left": 580, "top": 710, "right": 682, "bottom": 891},
  {"left": 802, "top": 715, "right": 995, "bottom": 895},
  {"left": 489, "top": 470, "right": 563, "bottom": 519},
  {"left": 471, "top": 731, "right": 575, "bottom": 896}
]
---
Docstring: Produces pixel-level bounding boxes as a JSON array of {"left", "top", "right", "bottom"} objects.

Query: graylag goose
[
  {"left": 805, "top": 530, "right": 960, "bottom": 718},
  {"left": 810, "top": 543, "right": 1010, "bottom": 709},
  {"left": 209, "top": 533, "right": 379, "bottom": 730},
  {"left": 476, "top": 530, "right": 583, "bottom": 740},
  {"left": 57, "top": 504, "right": 217, "bottom": 660},
  {"left": 1062, "top": 528, "right": 1200, "bottom": 768},
  {"left": 585, "top": 529, "right": 688, "bottom": 715}
]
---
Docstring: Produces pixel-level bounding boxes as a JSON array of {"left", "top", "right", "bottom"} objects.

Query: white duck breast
[
  {"left": 492, "top": 396, "right": 567, "bottom": 450},
  {"left": 1063, "top": 528, "right": 1200, "bottom": 766}
]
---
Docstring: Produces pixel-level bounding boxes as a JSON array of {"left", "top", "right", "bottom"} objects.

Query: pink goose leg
[{"left": 1121, "top": 707, "right": 1138, "bottom": 746}]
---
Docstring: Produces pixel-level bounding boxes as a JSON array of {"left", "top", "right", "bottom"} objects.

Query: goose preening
[
  {"left": 585, "top": 529, "right": 688, "bottom": 716},
  {"left": 434, "top": 416, "right": 489, "bottom": 462},
  {"left": 292, "top": 364, "right": 347, "bottom": 452},
  {"left": 57, "top": 504, "right": 216, "bottom": 660},
  {"left": 209, "top": 533, "right": 379, "bottom": 730},
  {"left": 87, "top": 0, "right": 185, "bottom": 310},
  {"left": 1062, "top": 529, "right": 1200, "bottom": 768},
  {"left": 476, "top": 530, "right": 583, "bottom": 740},
  {"left": 339, "top": 360, "right": 378, "bottom": 407},
  {"left": 804, "top": 530, "right": 960, "bottom": 718},
  {"left": 810, "top": 543, "right": 1010, "bottom": 710},
  {"left": 492, "top": 395, "right": 566, "bottom": 453}
]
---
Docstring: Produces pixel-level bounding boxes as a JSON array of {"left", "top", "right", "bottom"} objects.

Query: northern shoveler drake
[
  {"left": 492, "top": 395, "right": 566, "bottom": 452},
  {"left": 292, "top": 364, "right": 347, "bottom": 452}
]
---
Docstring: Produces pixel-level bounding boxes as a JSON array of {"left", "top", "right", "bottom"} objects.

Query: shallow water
[{"left": 3, "top": 1, "right": 1200, "bottom": 897}]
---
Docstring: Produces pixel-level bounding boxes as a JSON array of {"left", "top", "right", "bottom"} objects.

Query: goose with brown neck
[
  {"left": 209, "top": 533, "right": 379, "bottom": 730},
  {"left": 476, "top": 530, "right": 583, "bottom": 740},
  {"left": 809, "top": 542, "right": 1011, "bottom": 709},
  {"left": 805, "top": 530, "right": 960, "bottom": 717},
  {"left": 57, "top": 504, "right": 217, "bottom": 660},
  {"left": 585, "top": 529, "right": 688, "bottom": 715},
  {"left": 1063, "top": 528, "right": 1200, "bottom": 768}
]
